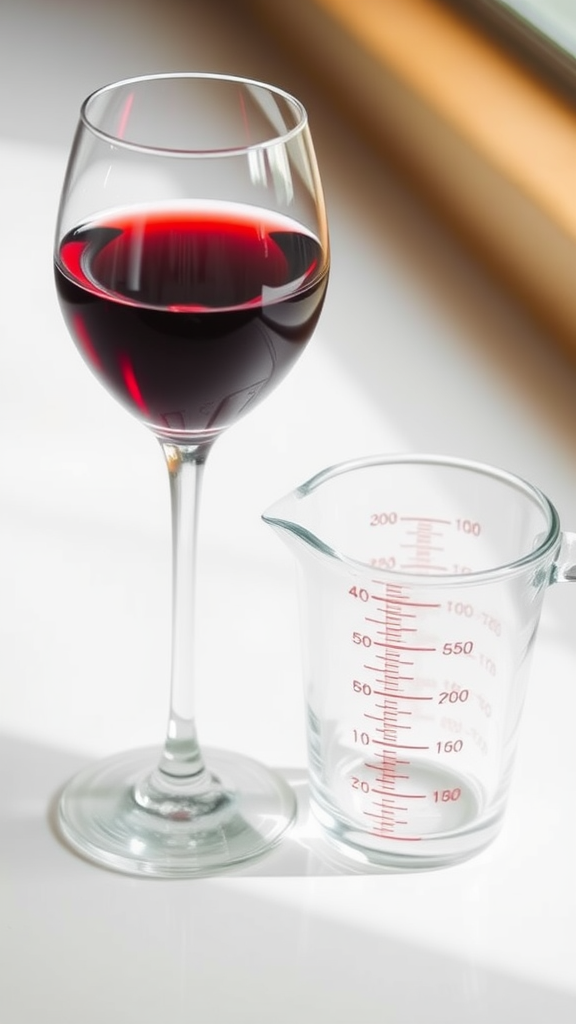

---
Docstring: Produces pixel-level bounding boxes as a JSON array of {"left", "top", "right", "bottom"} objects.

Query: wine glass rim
[{"left": 80, "top": 72, "right": 309, "bottom": 156}]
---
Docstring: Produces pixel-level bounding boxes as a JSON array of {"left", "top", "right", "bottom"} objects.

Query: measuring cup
[{"left": 263, "top": 454, "right": 576, "bottom": 870}]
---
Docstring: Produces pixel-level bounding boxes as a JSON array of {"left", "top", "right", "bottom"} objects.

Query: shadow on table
[
  {"left": 3, "top": 734, "right": 576, "bottom": 1023},
  {"left": 0, "top": 733, "right": 363, "bottom": 877}
]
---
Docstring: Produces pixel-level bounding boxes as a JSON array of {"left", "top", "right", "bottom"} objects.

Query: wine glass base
[{"left": 57, "top": 746, "right": 297, "bottom": 878}]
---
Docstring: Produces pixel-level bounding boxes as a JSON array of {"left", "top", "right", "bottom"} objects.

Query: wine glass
[{"left": 53, "top": 73, "right": 329, "bottom": 877}]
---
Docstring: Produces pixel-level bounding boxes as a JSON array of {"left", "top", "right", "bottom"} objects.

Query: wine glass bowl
[
  {"left": 53, "top": 73, "right": 329, "bottom": 876},
  {"left": 55, "top": 74, "right": 328, "bottom": 446}
]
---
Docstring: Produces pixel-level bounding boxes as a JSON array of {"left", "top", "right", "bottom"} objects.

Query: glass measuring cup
[{"left": 263, "top": 454, "right": 576, "bottom": 870}]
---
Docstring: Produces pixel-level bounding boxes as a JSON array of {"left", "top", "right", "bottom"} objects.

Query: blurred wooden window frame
[{"left": 245, "top": 0, "right": 576, "bottom": 354}]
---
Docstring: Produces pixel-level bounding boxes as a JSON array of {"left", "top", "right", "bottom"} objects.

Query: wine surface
[{"left": 55, "top": 203, "right": 328, "bottom": 439}]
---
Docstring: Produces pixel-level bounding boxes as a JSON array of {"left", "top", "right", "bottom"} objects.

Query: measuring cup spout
[
  {"left": 262, "top": 489, "right": 329, "bottom": 562},
  {"left": 263, "top": 458, "right": 385, "bottom": 566}
]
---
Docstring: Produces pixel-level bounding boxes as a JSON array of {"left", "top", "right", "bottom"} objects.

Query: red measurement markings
[
  {"left": 374, "top": 640, "right": 436, "bottom": 652},
  {"left": 363, "top": 766, "right": 424, "bottom": 842},
  {"left": 365, "top": 758, "right": 409, "bottom": 782},
  {"left": 370, "top": 593, "right": 441, "bottom": 612},
  {"left": 365, "top": 616, "right": 418, "bottom": 641},
  {"left": 357, "top": 582, "right": 430, "bottom": 841},
  {"left": 374, "top": 691, "right": 434, "bottom": 701},
  {"left": 373, "top": 738, "right": 430, "bottom": 751},
  {"left": 397, "top": 516, "right": 450, "bottom": 572},
  {"left": 363, "top": 752, "right": 422, "bottom": 839},
  {"left": 369, "top": 593, "right": 417, "bottom": 688},
  {"left": 364, "top": 712, "right": 410, "bottom": 730},
  {"left": 400, "top": 517, "right": 452, "bottom": 523}
]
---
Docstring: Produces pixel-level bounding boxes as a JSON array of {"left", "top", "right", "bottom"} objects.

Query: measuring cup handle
[{"left": 552, "top": 532, "right": 576, "bottom": 583}]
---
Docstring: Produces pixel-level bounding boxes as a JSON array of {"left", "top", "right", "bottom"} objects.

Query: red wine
[{"left": 55, "top": 203, "right": 328, "bottom": 439}]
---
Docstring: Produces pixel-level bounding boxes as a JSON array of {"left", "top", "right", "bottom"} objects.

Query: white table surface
[{"left": 2, "top": 1, "right": 576, "bottom": 1021}]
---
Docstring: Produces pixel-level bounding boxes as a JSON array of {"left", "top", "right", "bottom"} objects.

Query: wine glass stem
[{"left": 158, "top": 440, "right": 212, "bottom": 784}]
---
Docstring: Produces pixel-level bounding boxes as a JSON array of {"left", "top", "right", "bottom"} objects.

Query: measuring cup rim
[{"left": 263, "top": 452, "right": 561, "bottom": 585}]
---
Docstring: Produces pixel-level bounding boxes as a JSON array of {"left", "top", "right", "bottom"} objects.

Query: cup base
[
  {"left": 57, "top": 746, "right": 296, "bottom": 878},
  {"left": 309, "top": 796, "right": 502, "bottom": 872}
]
